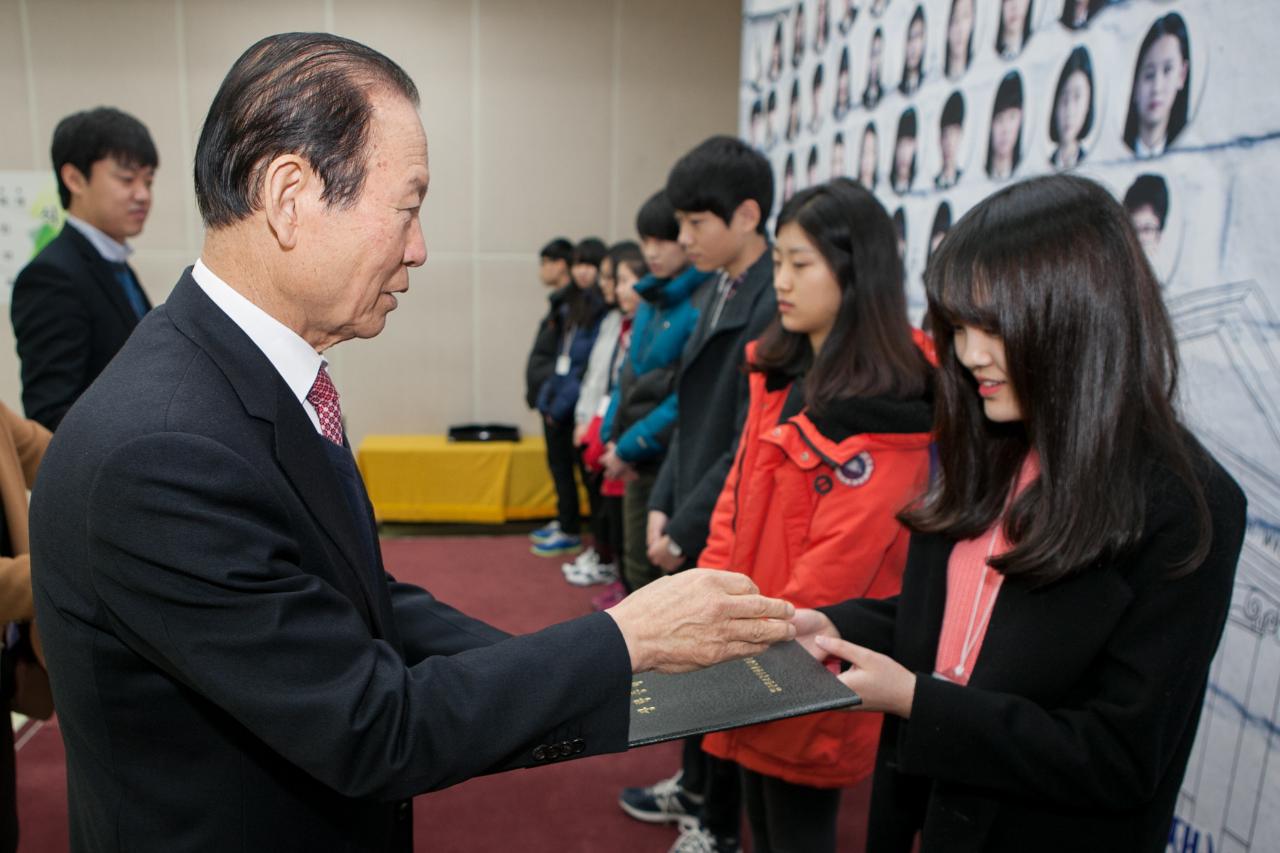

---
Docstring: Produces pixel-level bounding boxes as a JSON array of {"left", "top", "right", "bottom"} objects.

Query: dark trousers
[
  {"left": 542, "top": 418, "right": 585, "bottom": 535},
  {"left": 622, "top": 469, "right": 662, "bottom": 590},
  {"left": 740, "top": 767, "right": 841, "bottom": 853},
  {"left": 685, "top": 743, "right": 742, "bottom": 841},
  {"left": 596, "top": 494, "right": 624, "bottom": 566}
]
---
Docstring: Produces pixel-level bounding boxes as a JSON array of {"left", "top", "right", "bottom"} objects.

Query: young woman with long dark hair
[
  {"left": 794, "top": 174, "right": 1246, "bottom": 852},
  {"left": 693, "top": 178, "right": 935, "bottom": 853}
]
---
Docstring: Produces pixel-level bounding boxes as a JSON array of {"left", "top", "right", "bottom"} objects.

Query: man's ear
[
  {"left": 59, "top": 163, "right": 89, "bottom": 199},
  {"left": 261, "top": 154, "right": 310, "bottom": 250},
  {"left": 733, "top": 198, "right": 763, "bottom": 234}
]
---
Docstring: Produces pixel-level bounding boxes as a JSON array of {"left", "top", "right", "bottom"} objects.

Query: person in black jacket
[
  {"left": 620, "top": 136, "right": 778, "bottom": 853},
  {"left": 29, "top": 33, "right": 797, "bottom": 853},
  {"left": 523, "top": 237, "right": 573, "bottom": 411},
  {"left": 797, "top": 174, "right": 1246, "bottom": 853},
  {"left": 10, "top": 107, "right": 157, "bottom": 430}
]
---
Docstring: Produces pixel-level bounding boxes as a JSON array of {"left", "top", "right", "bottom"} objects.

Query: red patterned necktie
[{"left": 307, "top": 366, "right": 344, "bottom": 446}]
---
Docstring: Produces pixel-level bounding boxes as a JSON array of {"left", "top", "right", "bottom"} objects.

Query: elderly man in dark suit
[
  {"left": 29, "top": 33, "right": 794, "bottom": 853},
  {"left": 10, "top": 107, "right": 156, "bottom": 431}
]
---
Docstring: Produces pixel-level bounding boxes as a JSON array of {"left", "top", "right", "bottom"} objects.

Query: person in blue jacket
[
  {"left": 601, "top": 191, "right": 714, "bottom": 592},
  {"left": 533, "top": 238, "right": 607, "bottom": 557}
]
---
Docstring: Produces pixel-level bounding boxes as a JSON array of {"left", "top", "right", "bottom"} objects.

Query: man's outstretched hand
[{"left": 606, "top": 569, "right": 795, "bottom": 673}]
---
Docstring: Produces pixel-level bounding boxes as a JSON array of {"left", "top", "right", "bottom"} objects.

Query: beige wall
[{"left": 0, "top": 0, "right": 741, "bottom": 446}]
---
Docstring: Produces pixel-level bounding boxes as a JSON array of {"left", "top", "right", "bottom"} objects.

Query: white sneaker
[
  {"left": 561, "top": 547, "right": 599, "bottom": 578},
  {"left": 565, "top": 560, "right": 618, "bottom": 587},
  {"left": 668, "top": 816, "right": 740, "bottom": 853}
]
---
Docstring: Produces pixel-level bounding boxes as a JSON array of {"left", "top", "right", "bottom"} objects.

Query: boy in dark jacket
[
  {"left": 524, "top": 237, "right": 574, "bottom": 412},
  {"left": 531, "top": 239, "right": 607, "bottom": 557},
  {"left": 618, "top": 137, "right": 777, "bottom": 853}
]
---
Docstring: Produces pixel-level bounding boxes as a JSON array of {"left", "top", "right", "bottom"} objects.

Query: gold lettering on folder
[{"left": 743, "top": 657, "right": 783, "bottom": 694}]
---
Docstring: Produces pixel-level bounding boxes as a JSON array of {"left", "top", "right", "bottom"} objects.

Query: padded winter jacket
[{"left": 699, "top": 340, "right": 933, "bottom": 788}]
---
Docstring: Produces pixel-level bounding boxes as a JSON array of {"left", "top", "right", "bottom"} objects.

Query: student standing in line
[
  {"left": 571, "top": 242, "right": 649, "bottom": 592},
  {"left": 532, "top": 238, "right": 607, "bottom": 558},
  {"left": 618, "top": 137, "right": 778, "bottom": 853},
  {"left": 599, "top": 192, "right": 714, "bottom": 596},
  {"left": 700, "top": 178, "right": 934, "bottom": 853},
  {"left": 795, "top": 174, "right": 1246, "bottom": 853},
  {"left": 524, "top": 238, "right": 574, "bottom": 414},
  {"left": 566, "top": 242, "right": 633, "bottom": 585}
]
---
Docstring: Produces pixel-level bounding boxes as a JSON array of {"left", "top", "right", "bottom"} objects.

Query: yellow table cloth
[{"left": 356, "top": 435, "right": 563, "bottom": 523}]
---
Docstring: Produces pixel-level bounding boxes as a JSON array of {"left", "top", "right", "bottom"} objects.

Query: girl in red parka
[{"left": 698, "top": 178, "right": 934, "bottom": 853}]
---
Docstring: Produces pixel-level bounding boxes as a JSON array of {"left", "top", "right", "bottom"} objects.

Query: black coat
[
  {"left": 10, "top": 224, "right": 151, "bottom": 430},
  {"left": 523, "top": 284, "right": 572, "bottom": 409},
  {"left": 650, "top": 247, "right": 777, "bottom": 563},
  {"left": 819, "top": 446, "right": 1246, "bottom": 853},
  {"left": 30, "top": 272, "right": 632, "bottom": 852}
]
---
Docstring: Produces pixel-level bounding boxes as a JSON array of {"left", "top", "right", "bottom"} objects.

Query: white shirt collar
[
  {"left": 1134, "top": 135, "right": 1165, "bottom": 159},
  {"left": 65, "top": 214, "right": 132, "bottom": 264},
  {"left": 191, "top": 258, "right": 326, "bottom": 432}
]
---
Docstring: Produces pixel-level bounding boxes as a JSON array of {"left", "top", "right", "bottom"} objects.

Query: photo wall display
[
  {"left": 742, "top": 4, "right": 1280, "bottom": 852},
  {"left": 741, "top": 0, "right": 1209, "bottom": 320}
]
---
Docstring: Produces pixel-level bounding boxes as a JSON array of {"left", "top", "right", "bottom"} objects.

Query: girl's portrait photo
[
  {"left": 1049, "top": 47, "right": 1094, "bottom": 170},
  {"left": 864, "top": 27, "right": 886, "bottom": 109},
  {"left": 892, "top": 107, "right": 919, "bottom": 195},
  {"left": 987, "top": 71, "right": 1024, "bottom": 181},
  {"left": 1124, "top": 13, "right": 1191, "bottom": 158},
  {"left": 900, "top": 5, "right": 927, "bottom": 96},
  {"left": 946, "top": 0, "right": 975, "bottom": 81},
  {"left": 859, "top": 121, "right": 881, "bottom": 190},
  {"left": 834, "top": 47, "right": 854, "bottom": 122},
  {"left": 996, "top": 0, "right": 1033, "bottom": 60}
]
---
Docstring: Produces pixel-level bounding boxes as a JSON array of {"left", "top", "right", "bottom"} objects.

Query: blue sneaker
[
  {"left": 619, "top": 770, "right": 704, "bottom": 824},
  {"left": 530, "top": 531, "right": 581, "bottom": 557},
  {"left": 529, "top": 520, "right": 561, "bottom": 544}
]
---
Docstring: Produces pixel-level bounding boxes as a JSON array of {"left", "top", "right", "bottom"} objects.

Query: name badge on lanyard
[{"left": 556, "top": 323, "right": 577, "bottom": 376}]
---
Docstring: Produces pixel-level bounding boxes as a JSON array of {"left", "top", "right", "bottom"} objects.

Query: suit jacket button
[
  {"left": 532, "top": 745, "right": 548, "bottom": 761},
  {"left": 396, "top": 801, "right": 411, "bottom": 819},
  {"left": 572, "top": 738, "right": 586, "bottom": 754}
]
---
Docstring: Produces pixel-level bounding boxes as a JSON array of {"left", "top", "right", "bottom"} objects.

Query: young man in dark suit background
[{"left": 10, "top": 107, "right": 156, "bottom": 430}]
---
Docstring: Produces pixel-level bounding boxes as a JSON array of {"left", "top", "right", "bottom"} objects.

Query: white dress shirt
[
  {"left": 65, "top": 214, "right": 132, "bottom": 264},
  {"left": 191, "top": 258, "right": 327, "bottom": 436}
]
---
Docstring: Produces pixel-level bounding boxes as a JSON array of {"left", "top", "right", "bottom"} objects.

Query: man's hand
[
  {"left": 572, "top": 423, "right": 589, "bottom": 446},
  {"left": 646, "top": 510, "right": 668, "bottom": 548},
  {"left": 814, "top": 634, "right": 916, "bottom": 719},
  {"left": 606, "top": 569, "right": 796, "bottom": 673},
  {"left": 647, "top": 535, "right": 684, "bottom": 574},
  {"left": 792, "top": 608, "right": 840, "bottom": 661}
]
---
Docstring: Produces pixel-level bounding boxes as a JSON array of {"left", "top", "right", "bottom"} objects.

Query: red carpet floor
[{"left": 16, "top": 535, "right": 870, "bottom": 852}]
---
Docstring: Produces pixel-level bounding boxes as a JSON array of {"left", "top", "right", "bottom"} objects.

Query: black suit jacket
[
  {"left": 10, "top": 224, "right": 152, "bottom": 431},
  {"left": 819, "top": 450, "right": 1246, "bottom": 853},
  {"left": 30, "top": 272, "right": 632, "bottom": 852},
  {"left": 650, "top": 247, "right": 777, "bottom": 563}
]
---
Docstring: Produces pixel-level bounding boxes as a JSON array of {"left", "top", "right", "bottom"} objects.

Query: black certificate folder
[{"left": 628, "top": 641, "right": 862, "bottom": 747}]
